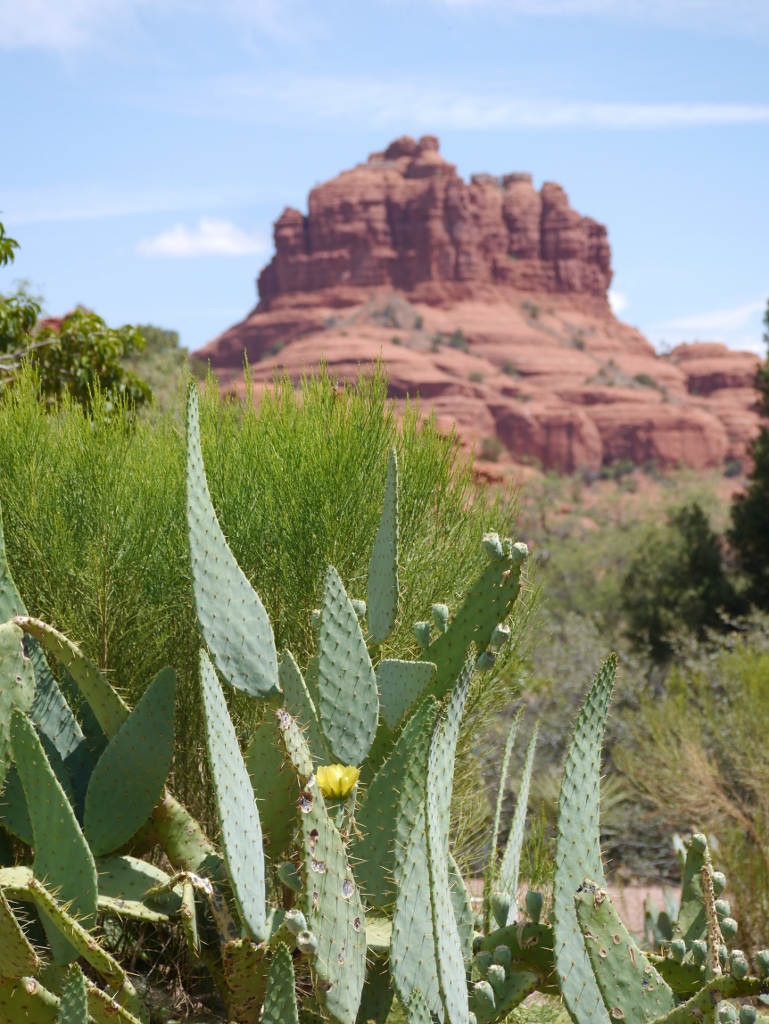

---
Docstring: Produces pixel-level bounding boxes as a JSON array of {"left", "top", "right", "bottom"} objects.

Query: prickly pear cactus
[
  {"left": 553, "top": 653, "right": 617, "bottom": 1024},
  {"left": 186, "top": 381, "right": 279, "bottom": 699}
]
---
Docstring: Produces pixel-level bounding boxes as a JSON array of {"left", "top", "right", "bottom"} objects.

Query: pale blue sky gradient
[{"left": 1, "top": 0, "right": 767, "bottom": 353}]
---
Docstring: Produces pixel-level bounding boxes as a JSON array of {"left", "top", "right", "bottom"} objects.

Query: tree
[
  {"left": 729, "top": 299, "right": 769, "bottom": 604},
  {"left": 0, "top": 221, "right": 151, "bottom": 409},
  {"left": 622, "top": 501, "right": 744, "bottom": 661}
]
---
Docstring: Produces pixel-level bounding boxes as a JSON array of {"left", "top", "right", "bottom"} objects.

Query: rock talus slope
[{"left": 195, "top": 135, "right": 760, "bottom": 473}]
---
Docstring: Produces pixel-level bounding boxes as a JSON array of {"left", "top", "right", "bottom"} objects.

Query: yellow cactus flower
[{"left": 316, "top": 763, "right": 360, "bottom": 799}]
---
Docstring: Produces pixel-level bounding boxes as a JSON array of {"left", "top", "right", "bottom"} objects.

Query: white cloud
[
  {"left": 649, "top": 300, "right": 766, "bottom": 354},
  {"left": 136, "top": 217, "right": 268, "bottom": 258},
  {"left": 0, "top": 0, "right": 304, "bottom": 50},
  {"left": 431, "top": 0, "right": 769, "bottom": 32},
  {"left": 656, "top": 300, "right": 765, "bottom": 333},
  {"left": 608, "top": 290, "right": 629, "bottom": 314},
  {"left": 177, "top": 76, "right": 769, "bottom": 131},
  {"left": 0, "top": 0, "right": 151, "bottom": 48}
]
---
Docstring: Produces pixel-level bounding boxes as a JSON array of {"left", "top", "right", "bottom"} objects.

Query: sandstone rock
[
  {"left": 586, "top": 403, "right": 729, "bottom": 469},
  {"left": 195, "top": 136, "right": 762, "bottom": 474}
]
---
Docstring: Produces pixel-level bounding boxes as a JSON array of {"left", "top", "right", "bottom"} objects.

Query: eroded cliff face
[
  {"left": 195, "top": 136, "right": 760, "bottom": 474},
  {"left": 256, "top": 134, "right": 612, "bottom": 312}
]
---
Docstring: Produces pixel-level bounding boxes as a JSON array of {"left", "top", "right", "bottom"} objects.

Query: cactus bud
[
  {"left": 473, "top": 980, "right": 495, "bottom": 1011},
  {"left": 739, "top": 1008, "right": 757, "bottom": 1024},
  {"left": 474, "top": 951, "right": 493, "bottom": 976},
  {"left": 277, "top": 861, "right": 302, "bottom": 892},
  {"left": 476, "top": 650, "right": 497, "bottom": 672},
  {"left": 311, "top": 609, "right": 322, "bottom": 630},
  {"left": 351, "top": 599, "right": 366, "bottom": 621},
  {"left": 489, "top": 623, "right": 512, "bottom": 649},
  {"left": 717, "top": 1004, "right": 738, "bottom": 1024},
  {"left": 526, "top": 890, "right": 543, "bottom": 925},
  {"left": 468, "top": 1015, "right": 477, "bottom": 1024},
  {"left": 414, "top": 621, "right": 431, "bottom": 648},
  {"left": 728, "top": 950, "right": 748, "bottom": 979},
  {"left": 487, "top": 964, "right": 506, "bottom": 994},
  {"left": 755, "top": 949, "right": 769, "bottom": 977},
  {"left": 712, "top": 871, "right": 726, "bottom": 896},
  {"left": 720, "top": 917, "right": 738, "bottom": 940},
  {"left": 472, "top": 932, "right": 484, "bottom": 953},
  {"left": 492, "top": 945, "right": 511, "bottom": 973},
  {"left": 670, "top": 939, "right": 686, "bottom": 964},
  {"left": 491, "top": 892, "right": 511, "bottom": 929},
  {"left": 431, "top": 603, "right": 449, "bottom": 632},
  {"left": 316, "top": 764, "right": 360, "bottom": 799},
  {"left": 715, "top": 899, "right": 731, "bottom": 921},
  {"left": 691, "top": 940, "right": 707, "bottom": 966},
  {"left": 719, "top": 944, "right": 728, "bottom": 969},
  {"left": 284, "top": 909, "right": 307, "bottom": 936},
  {"left": 296, "top": 930, "right": 318, "bottom": 955},
  {"left": 511, "top": 541, "right": 529, "bottom": 565},
  {"left": 482, "top": 533, "right": 505, "bottom": 561},
  {"left": 690, "top": 833, "right": 708, "bottom": 854}
]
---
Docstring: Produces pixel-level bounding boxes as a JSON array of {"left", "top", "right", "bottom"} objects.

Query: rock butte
[{"left": 195, "top": 135, "right": 760, "bottom": 474}]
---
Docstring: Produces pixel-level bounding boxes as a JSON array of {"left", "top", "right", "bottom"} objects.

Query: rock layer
[{"left": 195, "top": 137, "right": 761, "bottom": 473}]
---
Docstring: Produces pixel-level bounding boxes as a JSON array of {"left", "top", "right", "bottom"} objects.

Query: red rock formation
[{"left": 195, "top": 137, "right": 762, "bottom": 474}]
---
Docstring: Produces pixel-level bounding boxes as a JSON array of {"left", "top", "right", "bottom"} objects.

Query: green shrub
[
  {"left": 616, "top": 626, "right": 769, "bottom": 953},
  {"left": 0, "top": 365, "right": 529, "bottom": 830},
  {"left": 621, "top": 501, "right": 745, "bottom": 661}
]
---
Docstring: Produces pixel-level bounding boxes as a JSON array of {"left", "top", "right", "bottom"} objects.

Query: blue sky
[{"left": 1, "top": 0, "right": 767, "bottom": 354}]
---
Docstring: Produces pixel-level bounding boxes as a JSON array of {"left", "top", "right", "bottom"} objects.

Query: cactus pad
[
  {"left": 0, "top": 886, "right": 40, "bottom": 977},
  {"left": 96, "top": 855, "right": 182, "bottom": 916},
  {"left": 0, "top": 621, "right": 35, "bottom": 791},
  {"left": 84, "top": 667, "right": 176, "bottom": 857},
  {"left": 484, "top": 708, "right": 522, "bottom": 931},
  {"left": 575, "top": 879, "right": 677, "bottom": 1024},
  {"left": 354, "top": 697, "right": 437, "bottom": 908},
  {"left": 59, "top": 964, "right": 88, "bottom": 1024},
  {"left": 262, "top": 943, "right": 299, "bottom": 1024},
  {"left": 317, "top": 565, "right": 378, "bottom": 766},
  {"left": 420, "top": 552, "right": 523, "bottom": 700},
  {"left": 0, "top": 975, "right": 60, "bottom": 1023},
  {"left": 11, "top": 709, "right": 98, "bottom": 964},
  {"left": 279, "top": 650, "right": 327, "bottom": 762},
  {"left": 553, "top": 653, "right": 616, "bottom": 1024},
  {"left": 672, "top": 834, "right": 710, "bottom": 946},
  {"left": 222, "top": 938, "right": 269, "bottom": 1024},
  {"left": 355, "top": 955, "right": 393, "bottom": 1024},
  {"left": 295, "top": 773, "right": 366, "bottom": 1024},
  {"left": 406, "top": 989, "right": 432, "bottom": 1024},
  {"left": 244, "top": 717, "right": 298, "bottom": 862},
  {"left": 448, "top": 852, "right": 474, "bottom": 971},
  {"left": 375, "top": 659, "right": 436, "bottom": 732},
  {"left": 186, "top": 383, "right": 279, "bottom": 699},
  {"left": 199, "top": 650, "right": 267, "bottom": 942},
  {"left": 498, "top": 723, "right": 539, "bottom": 923},
  {"left": 367, "top": 448, "right": 399, "bottom": 645},
  {"left": 13, "top": 618, "right": 129, "bottom": 739},
  {"left": 425, "top": 657, "right": 473, "bottom": 1024}
]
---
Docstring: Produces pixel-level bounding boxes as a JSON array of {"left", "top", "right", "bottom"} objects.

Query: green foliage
[
  {"left": 0, "top": 220, "right": 151, "bottom": 409},
  {"left": 621, "top": 502, "right": 744, "bottom": 660},
  {"left": 0, "top": 222, "right": 20, "bottom": 267},
  {"left": 616, "top": 631, "right": 769, "bottom": 954},
  {"left": 0, "top": 365, "right": 524, "bottom": 828}
]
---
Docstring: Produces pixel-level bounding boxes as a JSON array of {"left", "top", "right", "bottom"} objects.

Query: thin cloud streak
[
  {"left": 178, "top": 76, "right": 769, "bottom": 130},
  {"left": 656, "top": 300, "right": 765, "bottom": 333},
  {"left": 432, "top": 0, "right": 769, "bottom": 32},
  {"left": 2, "top": 184, "right": 282, "bottom": 226},
  {"left": 0, "top": 0, "right": 309, "bottom": 50},
  {"left": 648, "top": 299, "right": 766, "bottom": 354}
]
